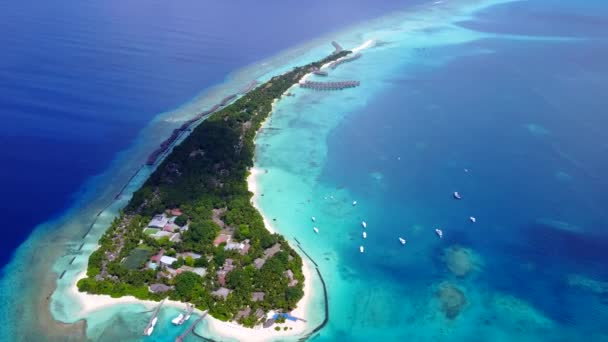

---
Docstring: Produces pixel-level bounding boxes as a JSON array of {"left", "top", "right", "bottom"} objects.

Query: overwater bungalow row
[{"left": 299, "top": 80, "right": 360, "bottom": 90}]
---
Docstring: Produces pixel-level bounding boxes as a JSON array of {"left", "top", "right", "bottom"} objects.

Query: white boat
[
  {"left": 435, "top": 228, "right": 443, "bottom": 238},
  {"left": 352, "top": 201, "right": 357, "bottom": 206},
  {"left": 453, "top": 191, "right": 462, "bottom": 200},
  {"left": 360, "top": 245, "right": 365, "bottom": 253},
  {"left": 399, "top": 237, "right": 406, "bottom": 245},
  {"left": 311, "top": 216, "right": 316, "bottom": 222},
  {"left": 469, "top": 216, "right": 476, "bottom": 223},
  {"left": 362, "top": 231, "right": 367, "bottom": 239},
  {"left": 151, "top": 317, "right": 158, "bottom": 327},
  {"left": 172, "top": 313, "right": 184, "bottom": 325},
  {"left": 184, "top": 314, "right": 191, "bottom": 321},
  {"left": 313, "top": 227, "right": 319, "bottom": 234},
  {"left": 361, "top": 221, "right": 367, "bottom": 229},
  {"left": 144, "top": 326, "right": 154, "bottom": 336},
  {"left": 464, "top": 168, "right": 469, "bottom": 173}
]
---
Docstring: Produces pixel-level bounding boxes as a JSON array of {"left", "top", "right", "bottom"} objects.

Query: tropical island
[{"left": 77, "top": 48, "right": 351, "bottom": 328}]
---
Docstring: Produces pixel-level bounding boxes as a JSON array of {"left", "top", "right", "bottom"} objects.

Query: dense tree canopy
[{"left": 78, "top": 49, "right": 350, "bottom": 325}]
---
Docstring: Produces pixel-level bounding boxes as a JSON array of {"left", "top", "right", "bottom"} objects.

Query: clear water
[
  {"left": 253, "top": 0, "right": 608, "bottom": 340},
  {"left": 2, "top": 0, "right": 608, "bottom": 341}
]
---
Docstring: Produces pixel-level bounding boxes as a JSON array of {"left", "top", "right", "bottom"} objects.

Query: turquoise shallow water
[
  {"left": 2, "top": 0, "right": 608, "bottom": 340},
  {"left": 253, "top": 0, "right": 608, "bottom": 341}
]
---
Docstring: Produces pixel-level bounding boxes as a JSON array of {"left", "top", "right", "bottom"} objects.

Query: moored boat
[
  {"left": 361, "top": 221, "right": 367, "bottom": 228},
  {"left": 352, "top": 201, "right": 357, "bottom": 206},
  {"left": 469, "top": 216, "right": 476, "bottom": 223},
  {"left": 171, "top": 313, "right": 184, "bottom": 325},
  {"left": 453, "top": 191, "right": 462, "bottom": 200},
  {"left": 399, "top": 237, "right": 406, "bottom": 245},
  {"left": 362, "top": 231, "right": 367, "bottom": 239},
  {"left": 311, "top": 216, "right": 316, "bottom": 222},
  {"left": 435, "top": 228, "right": 443, "bottom": 238},
  {"left": 313, "top": 227, "right": 319, "bottom": 234},
  {"left": 360, "top": 245, "right": 365, "bottom": 253}
]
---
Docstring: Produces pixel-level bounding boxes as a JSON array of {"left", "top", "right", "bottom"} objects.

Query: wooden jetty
[
  {"left": 299, "top": 80, "right": 360, "bottom": 91},
  {"left": 175, "top": 311, "right": 208, "bottom": 342},
  {"left": 143, "top": 299, "right": 165, "bottom": 336}
]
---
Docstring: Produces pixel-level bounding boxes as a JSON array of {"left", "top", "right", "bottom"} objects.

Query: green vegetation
[{"left": 78, "top": 49, "right": 350, "bottom": 326}]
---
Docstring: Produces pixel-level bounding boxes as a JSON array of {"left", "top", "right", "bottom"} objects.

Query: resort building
[
  {"left": 160, "top": 255, "right": 177, "bottom": 267},
  {"left": 211, "top": 287, "right": 232, "bottom": 300},
  {"left": 251, "top": 292, "right": 265, "bottom": 302},
  {"left": 149, "top": 283, "right": 173, "bottom": 293},
  {"left": 148, "top": 214, "right": 169, "bottom": 228}
]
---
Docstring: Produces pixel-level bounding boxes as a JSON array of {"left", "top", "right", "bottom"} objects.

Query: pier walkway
[
  {"left": 175, "top": 311, "right": 208, "bottom": 342},
  {"left": 143, "top": 299, "right": 165, "bottom": 336}
]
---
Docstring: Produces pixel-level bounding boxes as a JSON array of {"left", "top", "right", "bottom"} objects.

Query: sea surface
[{"left": 2, "top": 0, "right": 608, "bottom": 341}]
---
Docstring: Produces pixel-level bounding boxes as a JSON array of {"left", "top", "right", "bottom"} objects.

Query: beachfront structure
[
  {"left": 235, "top": 307, "right": 252, "bottom": 321},
  {"left": 149, "top": 284, "right": 173, "bottom": 293}
]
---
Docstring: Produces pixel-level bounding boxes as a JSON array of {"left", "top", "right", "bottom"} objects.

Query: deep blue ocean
[{"left": 0, "top": 0, "right": 423, "bottom": 268}]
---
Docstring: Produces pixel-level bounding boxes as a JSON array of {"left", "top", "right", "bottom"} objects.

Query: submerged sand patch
[
  {"left": 436, "top": 282, "right": 467, "bottom": 320},
  {"left": 442, "top": 245, "right": 483, "bottom": 277}
]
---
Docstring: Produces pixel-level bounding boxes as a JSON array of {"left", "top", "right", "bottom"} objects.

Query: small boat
[
  {"left": 352, "top": 201, "right": 357, "bottom": 206},
  {"left": 311, "top": 216, "right": 316, "bottom": 222},
  {"left": 361, "top": 221, "right": 367, "bottom": 229},
  {"left": 399, "top": 237, "right": 406, "bottom": 245},
  {"left": 151, "top": 317, "right": 158, "bottom": 327},
  {"left": 435, "top": 228, "right": 443, "bottom": 238},
  {"left": 469, "top": 216, "right": 476, "bottom": 223},
  {"left": 464, "top": 168, "right": 469, "bottom": 173},
  {"left": 453, "top": 191, "right": 462, "bottom": 200},
  {"left": 144, "top": 326, "right": 154, "bottom": 336},
  {"left": 360, "top": 245, "right": 365, "bottom": 253},
  {"left": 184, "top": 314, "right": 191, "bottom": 322},
  {"left": 172, "top": 313, "right": 184, "bottom": 325},
  {"left": 313, "top": 227, "right": 319, "bottom": 234},
  {"left": 362, "top": 231, "right": 367, "bottom": 239}
]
